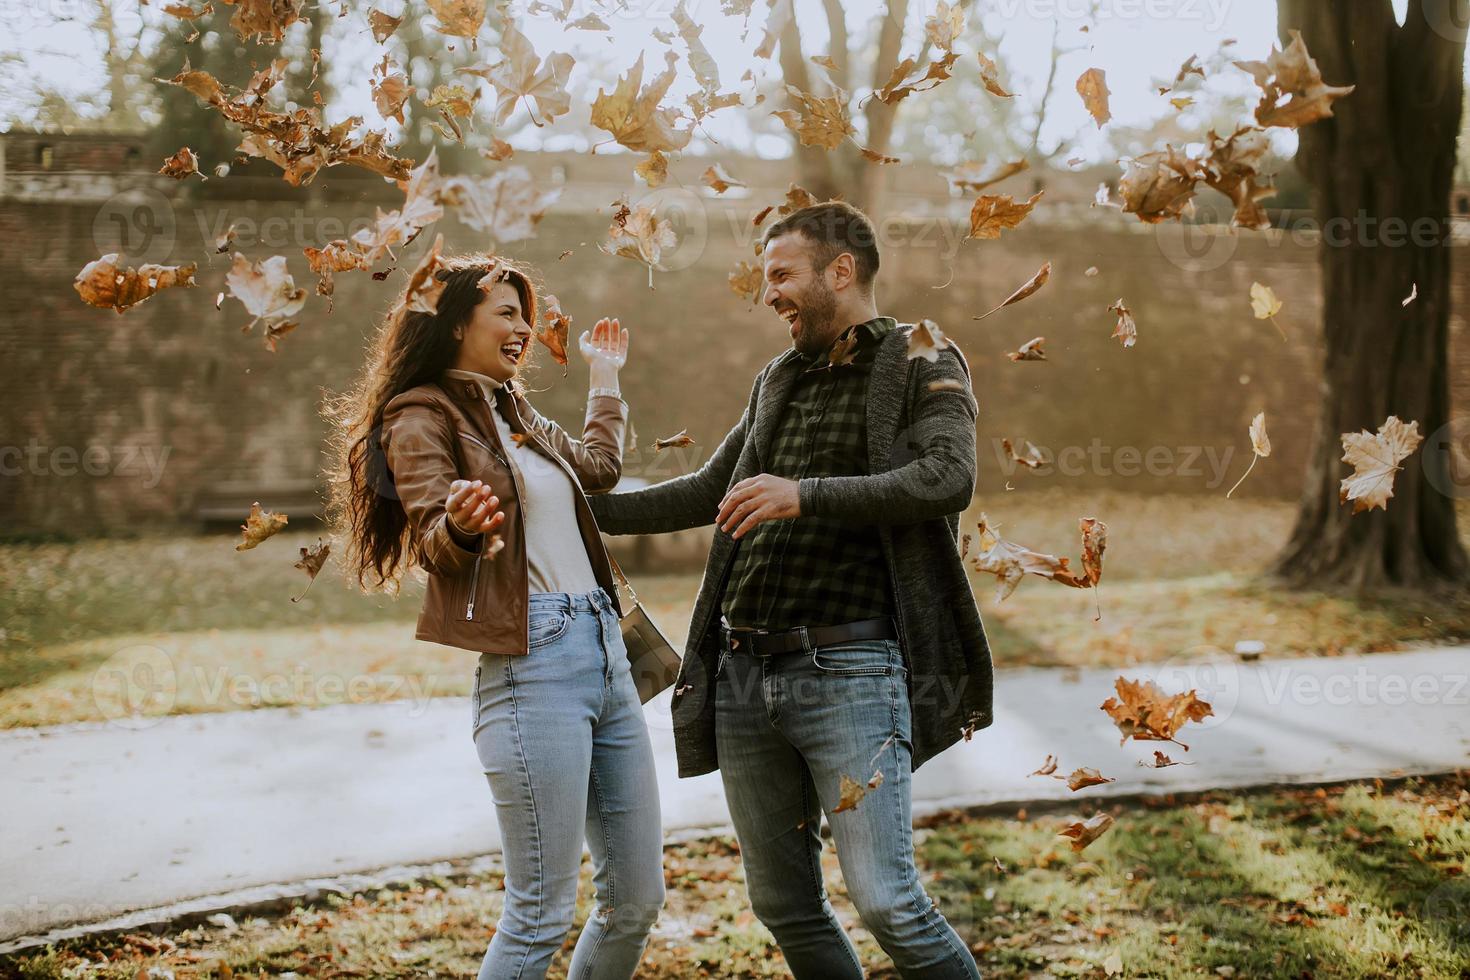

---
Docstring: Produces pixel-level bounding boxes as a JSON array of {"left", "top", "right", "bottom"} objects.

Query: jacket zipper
[{"left": 465, "top": 549, "right": 482, "bottom": 620}]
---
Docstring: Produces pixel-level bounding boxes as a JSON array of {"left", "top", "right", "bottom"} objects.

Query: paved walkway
[{"left": 3, "top": 646, "right": 1468, "bottom": 946}]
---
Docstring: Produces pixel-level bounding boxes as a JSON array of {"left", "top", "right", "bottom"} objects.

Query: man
[{"left": 587, "top": 201, "right": 991, "bottom": 978}]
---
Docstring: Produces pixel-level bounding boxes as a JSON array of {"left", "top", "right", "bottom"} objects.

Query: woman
[{"left": 327, "top": 253, "right": 665, "bottom": 979}]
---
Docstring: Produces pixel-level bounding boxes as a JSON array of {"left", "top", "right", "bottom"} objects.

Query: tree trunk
[{"left": 1272, "top": 0, "right": 1469, "bottom": 590}]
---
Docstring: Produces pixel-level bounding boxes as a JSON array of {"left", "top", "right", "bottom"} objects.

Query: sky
[{"left": 0, "top": 0, "right": 1420, "bottom": 164}]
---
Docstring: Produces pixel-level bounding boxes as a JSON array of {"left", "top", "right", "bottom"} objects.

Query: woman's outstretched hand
[
  {"left": 579, "top": 317, "right": 628, "bottom": 391},
  {"left": 446, "top": 479, "right": 503, "bottom": 538}
]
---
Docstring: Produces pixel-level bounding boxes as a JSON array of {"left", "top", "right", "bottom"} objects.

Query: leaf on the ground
[
  {"left": 1007, "top": 336, "right": 1047, "bottom": 361},
  {"left": 905, "top": 319, "right": 950, "bottom": 361},
  {"left": 1233, "top": 30, "right": 1355, "bottom": 129},
  {"left": 1100, "top": 676, "right": 1214, "bottom": 748},
  {"left": 159, "top": 147, "right": 203, "bottom": 180},
  {"left": 977, "top": 51, "right": 1015, "bottom": 98},
  {"left": 537, "top": 294, "right": 571, "bottom": 372},
  {"left": 590, "top": 50, "right": 693, "bottom": 153},
  {"left": 426, "top": 0, "right": 486, "bottom": 39},
  {"left": 225, "top": 253, "right": 306, "bottom": 333},
  {"left": 924, "top": 0, "right": 964, "bottom": 51},
  {"left": 443, "top": 166, "right": 560, "bottom": 244},
  {"left": 702, "top": 163, "right": 744, "bottom": 193},
  {"left": 873, "top": 53, "right": 959, "bottom": 105},
  {"left": 942, "top": 157, "right": 1028, "bottom": 194},
  {"left": 236, "top": 501, "right": 288, "bottom": 551},
  {"left": 1002, "top": 438, "right": 1045, "bottom": 469},
  {"left": 368, "top": 8, "right": 401, "bottom": 43},
  {"left": 975, "top": 262, "right": 1050, "bottom": 321},
  {"left": 654, "top": 429, "right": 694, "bottom": 452},
  {"left": 291, "top": 538, "right": 330, "bottom": 603},
  {"left": 635, "top": 150, "right": 669, "bottom": 187},
  {"left": 1103, "top": 949, "right": 1125, "bottom": 975},
  {"left": 966, "top": 190, "right": 1043, "bottom": 241},
  {"left": 1339, "top": 415, "right": 1423, "bottom": 514},
  {"left": 1109, "top": 299, "right": 1137, "bottom": 348},
  {"left": 460, "top": 21, "right": 572, "bottom": 126},
  {"left": 832, "top": 768, "right": 884, "bottom": 813},
  {"left": 1077, "top": 68, "right": 1111, "bottom": 126},
  {"left": 1058, "top": 812, "right": 1114, "bottom": 852},
  {"left": 773, "top": 83, "right": 856, "bottom": 149},
  {"left": 1067, "top": 767, "right": 1116, "bottom": 791},
  {"left": 75, "top": 255, "right": 197, "bottom": 313}
]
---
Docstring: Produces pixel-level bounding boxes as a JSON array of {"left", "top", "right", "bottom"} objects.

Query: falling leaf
[
  {"left": 291, "top": 537, "right": 330, "bottom": 602},
  {"left": 1118, "top": 145, "right": 1202, "bottom": 224},
  {"left": 400, "top": 233, "right": 447, "bottom": 315},
  {"left": 600, "top": 198, "right": 678, "bottom": 287},
  {"left": 1066, "top": 767, "right": 1116, "bottom": 791},
  {"left": 1058, "top": 813, "right": 1114, "bottom": 852},
  {"left": 460, "top": 22, "right": 573, "bottom": 127},
  {"left": 752, "top": 0, "right": 792, "bottom": 59},
  {"left": 537, "top": 294, "right": 571, "bottom": 372},
  {"left": 162, "top": 1, "right": 213, "bottom": 19},
  {"left": 702, "top": 163, "right": 745, "bottom": 193},
  {"left": 635, "top": 150, "right": 669, "bottom": 187},
  {"left": 1140, "top": 750, "right": 1184, "bottom": 769},
  {"left": 1007, "top": 337, "right": 1047, "bottom": 361},
  {"left": 977, "top": 51, "right": 1015, "bottom": 98},
  {"left": 215, "top": 224, "right": 237, "bottom": 253},
  {"left": 159, "top": 147, "right": 203, "bottom": 180},
  {"left": 1085, "top": 266, "right": 1099, "bottom": 277},
  {"left": 960, "top": 532, "right": 972, "bottom": 559},
  {"left": 224, "top": 0, "right": 303, "bottom": 42},
  {"left": 810, "top": 54, "right": 839, "bottom": 72},
  {"left": 1249, "top": 281, "right": 1282, "bottom": 320},
  {"left": 1226, "top": 412, "right": 1270, "bottom": 498},
  {"left": 1202, "top": 127, "right": 1276, "bottom": 231},
  {"left": 481, "top": 138, "right": 514, "bottom": 161},
  {"left": 1002, "top": 438, "right": 1045, "bottom": 470},
  {"left": 905, "top": 319, "right": 950, "bottom": 362},
  {"left": 225, "top": 253, "right": 307, "bottom": 335},
  {"left": 872, "top": 53, "right": 959, "bottom": 105},
  {"left": 1030, "top": 754, "right": 1060, "bottom": 777},
  {"left": 728, "top": 260, "right": 763, "bottom": 303},
  {"left": 424, "top": 82, "right": 478, "bottom": 120},
  {"left": 371, "top": 69, "right": 412, "bottom": 124},
  {"left": 1077, "top": 68, "right": 1111, "bottom": 126},
  {"left": 590, "top": 50, "right": 694, "bottom": 153},
  {"left": 236, "top": 501, "right": 288, "bottom": 551},
  {"left": 1403, "top": 283, "right": 1418, "bottom": 307},
  {"left": 965, "top": 191, "right": 1043, "bottom": 241},
  {"left": 368, "top": 8, "right": 401, "bottom": 43},
  {"left": 671, "top": 0, "right": 720, "bottom": 92},
  {"left": 1108, "top": 299, "right": 1137, "bottom": 348},
  {"left": 1076, "top": 517, "right": 1107, "bottom": 589},
  {"left": 832, "top": 769, "right": 884, "bottom": 813},
  {"left": 942, "top": 157, "right": 1028, "bottom": 194},
  {"left": 975, "top": 262, "right": 1050, "bottom": 320},
  {"left": 654, "top": 429, "right": 694, "bottom": 452},
  {"left": 1339, "top": 416, "right": 1423, "bottom": 514},
  {"left": 773, "top": 83, "right": 856, "bottom": 149},
  {"left": 74, "top": 255, "right": 197, "bottom": 313},
  {"left": 443, "top": 167, "right": 560, "bottom": 244},
  {"left": 1100, "top": 676, "right": 1213, "bottom": 748},
  {"left": 1170, "top": 96, "right": 1195, "bottom": 111},
  {"left": 860, "top": 146, "right": 901, "bottom": 165},
  {"left": 303, "top": 241, "right": 370, "bottom": 307},
  {"left": 1233, "top": 30, "right": 1355, "bottom": 129},
  {"left": 425, "top": 0, "right": 486, "bottom": 40},
  {"left": 924, "top": 0, "right": 964, "bottom": 52},
  {"left": 970, "top": 512, "right": 1084, "bottom": 601},
  {"left": 568, "top": 12, "right": 609, "bottom": 29}
]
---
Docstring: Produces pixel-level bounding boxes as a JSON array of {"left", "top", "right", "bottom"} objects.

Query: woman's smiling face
[{"left": 453, "top": 280, "right": 532, "bottom": 383}]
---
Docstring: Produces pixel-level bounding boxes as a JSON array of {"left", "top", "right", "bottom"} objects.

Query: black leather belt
[{"left": 720, "top": 616, "right": 897, "bottom": 657}]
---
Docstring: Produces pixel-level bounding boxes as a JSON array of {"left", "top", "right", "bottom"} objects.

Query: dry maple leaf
[
  {"left": 860, "top": 146, "right": 901, "bottom": 165},
  {"left": 635, "top": 150, "right": 669, "bottom": 188},
  {"left": 872, "top": 53, "right": 960, "bottom": 106},
  {"left": 425, "top": 0, "right": 486, "bottom": 39},
  {"left": 965, "top": 191, "right": 1043, "bottom": 241},
  {"left": 728, "top": 259, "right": 763, "bottom": 303},
  {"left": 942, "top": 158, "right": 1028, "bottom": 194},
  {"left": 442, "top": 167, "right": 560, "bottom": 245},
  {"left": 1076, "top": 518, "right": 1107, "bottom": 589},
  {"left": 236, "top": 501, "right": 288, "bottom": 551},
  {"left": 74, "top": 255, "right": 197, "bottom": 313},
  {"left": 460, "top": 22, "right": 572, "bottom": 127},
  {"left": 1066, "top": 767, "right": 1116, "bottom": 792},
  {"left": 672, "top": 0, "right": 720, "bottom": 92},
  {"left": 303, "top": 241, "right": 371, "bottom": 307},
  {"left": 654, "top": 429, "right": 695, "bottom": 452},
  {"left": 1201, "top": 127, "right": 1276, "bottom": 231},
  {"left": 590, "top": 50, "right": 694, "bottom": 154},
  {"left": 222, "top": 0, "right": 303, "bottom": 42},
  {"left": 291, "top": 537, "right": 330, "bottom": 603},
  {"left": 1233, "top": 30, "right": 1355, "bottom": 130},
  {"left": 1030, "top": 754, "right": 1060, "bottom": 777},
  {"left": 1057, "top": 813, "right": 1114, "bottom": 852},
  {"left": 773, "top": 83, "right": 856, "bottom": 149},
  {"left": 970, "top": 512, "right": 1082, "bottom": 601},
  {"left": 924, "top": 0, "right": 964, "bottom": 51},
  {"left": 1339, "top": 416, "right": 1423, "bottom": 514},
  {"left": 702, "top": 163, "right": 744, "bottom": 194},
  {"left": 1007, "top": 336, "right": 1047, "bottom": 361},
  {"left": 159, "top": 147, "right": 203, "bottom": 180},
  {"left": 600, "top": 199, "right": 679, "bottom": 288},
  {"left": 225, "top": 253, "right": 306, "bottom": 332},
  {"left": 827, "top": 329, "right": 860, "bottom": 368},
  {"left": 832, "top": 768, "right": 885, "bottom": 814},
  {"left": 481, "top": 138, "right": 514, "bottom": 161},
  {"left": 905, "top": 319, "right": 950, "bottom": 362},
  {"left": 1250, "top": 281, "right": 1287, "bottom": 340},
  {"left": 1077, "top": 68, "right": 1112, "bottom": 127},
  {"left": 1118, "top": 145, "right": 1202, "bottom": 223},
  {"left": 1140, "top": 750, "right": 1184, "bottom": 769},
  {"left": 1226, "top": 412, "right": 1271, "bottom": 499},
  {"left": 753, "top": 0, "right": 793, "bottom": 59},
  {"left": 977, "top": 51, "right": 1015, "bottom": 98},
  {"left": 537, "top": 294, "right": 571, "bottom": 374},
  {"left": 368, "top": 8, "right": 401, "bottom": 43},
  {"left": 1100, "top": 676, "right": 1214, "bottom": 748},
  {"left": 400, "top": 233, "right": 448, "bottom": 315},
  {"left": 975, "top": 262, "right": 1050, "bottom": 321},
  {"left": 1002, "top": 438, "right": 1046, "bottom": 470},
  {"left": 1108, "top": 299, "right": 1137, "bottom": 349}
]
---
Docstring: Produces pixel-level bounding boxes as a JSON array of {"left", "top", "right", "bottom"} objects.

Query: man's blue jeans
[
  {"left": 471, "top": 588, "right": 665, "bottom": 980},
  {"left": 714, "top": 634, "right": 981, "bottom": 979}
]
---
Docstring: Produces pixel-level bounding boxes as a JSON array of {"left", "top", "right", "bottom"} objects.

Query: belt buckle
[
  {"left": 794, "top": 626, "right": 812, "bottom": 654},
  {"left": 724, "top": 622, "right": 767, "bottom": 655}
]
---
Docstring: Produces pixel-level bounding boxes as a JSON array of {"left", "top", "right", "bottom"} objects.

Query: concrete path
[{"left": 3, "top": 645, "right": 1468, "bottom": 946}]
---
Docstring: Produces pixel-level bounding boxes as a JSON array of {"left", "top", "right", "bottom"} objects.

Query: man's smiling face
[{"left": 761, "top": 233, "right": 838, "bottom": 357}]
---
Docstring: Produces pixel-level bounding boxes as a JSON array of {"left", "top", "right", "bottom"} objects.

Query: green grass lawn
[
  {"left": 1, "top": 491, "right": 1467, "bottom": 728},
  {"left": 7, "top": 773, "right": 1467, "bottom": 979}
]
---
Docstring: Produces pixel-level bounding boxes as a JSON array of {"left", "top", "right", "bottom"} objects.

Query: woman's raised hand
[
  {"left": 446, "top": 479, "right": 503, "bottom": 537},
  {"left": 578, "top": 317, "right": 629, "bottom": 385}
]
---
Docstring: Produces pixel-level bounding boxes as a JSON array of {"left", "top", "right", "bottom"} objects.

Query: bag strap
[{"left": 605, "top": 550, "right": 639, "bottom": 607}]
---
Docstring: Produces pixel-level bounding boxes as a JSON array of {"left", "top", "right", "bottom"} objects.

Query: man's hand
[{"left": 716, "top": 474, "right": 800, "bottom": 539}]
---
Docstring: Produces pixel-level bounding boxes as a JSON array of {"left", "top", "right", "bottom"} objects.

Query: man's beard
[{"left": 790, "top": 279, "right": 838, "bottom": 356}]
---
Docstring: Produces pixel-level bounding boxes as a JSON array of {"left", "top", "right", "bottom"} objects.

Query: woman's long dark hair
[{"left": 324, "top": 251, "right": 539, "bottom": 591}]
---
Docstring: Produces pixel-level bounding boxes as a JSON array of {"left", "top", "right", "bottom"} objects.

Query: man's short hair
[{"left": 762, "top": 200, "right": 880, "bottom": 293}]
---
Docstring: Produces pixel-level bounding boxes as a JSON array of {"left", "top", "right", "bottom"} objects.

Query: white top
[{"left": 443, "top": 369, "right": 601, "bottom": 597}]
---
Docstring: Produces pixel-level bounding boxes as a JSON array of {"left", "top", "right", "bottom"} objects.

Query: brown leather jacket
[{"left": 380, "top": 371, "right": 626, "bottom": 655}]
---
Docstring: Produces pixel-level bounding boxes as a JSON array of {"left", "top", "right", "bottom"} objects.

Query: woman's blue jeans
[{"left": 471, "top": 587, "right": 665, "bottom": 979}]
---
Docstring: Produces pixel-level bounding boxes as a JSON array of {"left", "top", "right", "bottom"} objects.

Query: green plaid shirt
[{"left": 721, "top": 316, "right": 898, "bottom": 631}]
